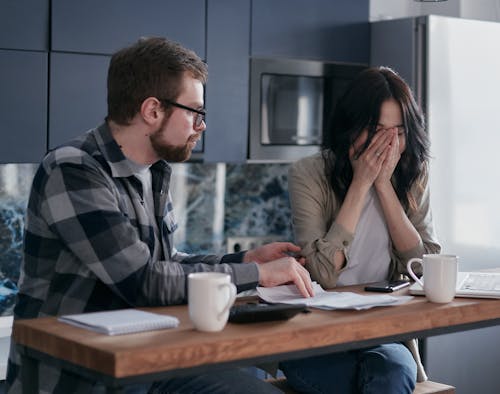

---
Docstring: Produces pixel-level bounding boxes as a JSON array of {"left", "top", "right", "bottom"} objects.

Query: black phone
[{"left": 364, "top": 280, "right": 410, "bottom": 293}]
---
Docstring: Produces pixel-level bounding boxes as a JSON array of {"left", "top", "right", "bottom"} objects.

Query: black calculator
[{"left": 228, "top": 302, "right": 308, "bottom": 324}]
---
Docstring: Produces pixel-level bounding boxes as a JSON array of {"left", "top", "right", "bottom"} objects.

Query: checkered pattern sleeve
[{"left": 20, "top": 146, "right": 258, "bottom": 314}]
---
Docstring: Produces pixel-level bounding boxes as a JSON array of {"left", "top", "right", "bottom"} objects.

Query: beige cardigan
[{"left": 288, "top": 152, "right": 442, "bottom": 382}]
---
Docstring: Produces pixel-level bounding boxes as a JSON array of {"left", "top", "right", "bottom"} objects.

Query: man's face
[{"left": 150, "top": 74, "right": 206, "bottom": 162}]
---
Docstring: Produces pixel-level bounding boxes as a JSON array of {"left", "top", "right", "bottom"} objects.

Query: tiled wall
[
  {"left": 0, "top": 162, "right": 293, "bottom": 317},
  {"left": 0, "top": 164, "right": 37, "bottom": 318}
]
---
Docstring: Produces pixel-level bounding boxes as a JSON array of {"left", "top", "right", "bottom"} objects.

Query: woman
[{"left": 280, "top": 67, "right": 441, "bottom": 393}]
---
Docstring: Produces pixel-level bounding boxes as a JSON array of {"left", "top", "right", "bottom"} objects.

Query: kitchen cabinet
[
  {"left": 0, "top": 50, "right": 48, "bottom": 163},
  {"left": 49, "top": 0, "right": 207, "bottom": 153},
  {"left": 0, "top": 0, "right": 371, "bottom": 163},
  {"left": 51, "top": 0, "right": 205, "bottom": 57},
  {"left": 202, "top": 0, "right": 370, "bottom": 163},
  {"left": 49, "top": 53, "right": 109, "bottom": 149},
  {"left": 0, "top": 0, "right": 49, "bottom": 51},
  {"left": 251, "top": 0, "right": 369, "bottom": 63},
  {"left": 204, "top": 0, "right": 251, "bottom": 163}
]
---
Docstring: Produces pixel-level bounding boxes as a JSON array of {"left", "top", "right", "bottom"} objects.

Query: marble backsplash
[{"left": 0, "top": 162, "right": 293, "bottom": 316}]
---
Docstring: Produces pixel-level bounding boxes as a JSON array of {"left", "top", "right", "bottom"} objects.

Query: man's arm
[{"left": 37, "top": 160, "right": 259, "bottom": 306}]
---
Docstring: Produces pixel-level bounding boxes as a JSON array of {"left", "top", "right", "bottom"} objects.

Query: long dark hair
[{"left": 322, "top": 67, "right": 430, "bottom": 210}]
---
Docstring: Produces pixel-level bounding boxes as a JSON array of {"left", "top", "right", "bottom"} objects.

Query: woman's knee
[{"left": 360, "top": 343, "right": 417, "bottom": 393}]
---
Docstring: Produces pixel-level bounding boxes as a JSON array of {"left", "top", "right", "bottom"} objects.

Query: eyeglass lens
[{"left": 194, "top": 112, "right": 204, "bottom": 128}]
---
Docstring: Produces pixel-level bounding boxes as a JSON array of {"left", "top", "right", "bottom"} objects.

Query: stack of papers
[
  {"left": 257, "top": 282, "right": 413, "bottom": 310},
  {"left": 58, "top": 309, "right": 180, "bottom": 335}
]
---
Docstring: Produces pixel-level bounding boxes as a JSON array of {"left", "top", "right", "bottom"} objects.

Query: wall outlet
[{"left": 226, "top": 236, "right": 283, "bottom": 253}]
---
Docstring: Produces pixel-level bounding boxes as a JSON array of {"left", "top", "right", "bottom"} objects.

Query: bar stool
[{"left": 266, "top": 377, "right": 456, "bottom": 393}]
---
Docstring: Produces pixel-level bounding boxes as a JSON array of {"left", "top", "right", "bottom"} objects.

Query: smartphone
[{"left": 364, "top": 280, "right": 410, "bottom": 293}]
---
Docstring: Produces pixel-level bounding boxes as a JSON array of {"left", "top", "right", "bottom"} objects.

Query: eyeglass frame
[{"left": 159, "top": 98, "right": 206, "bottom": 128}]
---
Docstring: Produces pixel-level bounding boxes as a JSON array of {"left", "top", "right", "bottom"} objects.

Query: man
[{"left": 7, "top": 37, "right": 313, "bottom": 393}]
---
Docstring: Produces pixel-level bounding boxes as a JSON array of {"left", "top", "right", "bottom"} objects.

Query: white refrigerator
[{"left": 371, "top": 15, "right": 500, "bottom": 393}]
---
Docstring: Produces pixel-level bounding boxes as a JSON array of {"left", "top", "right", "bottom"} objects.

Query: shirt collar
[{"left": 93, "top": 122, "right": 171, "bottom": 178}]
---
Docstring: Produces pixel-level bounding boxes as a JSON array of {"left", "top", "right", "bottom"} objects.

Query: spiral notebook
[{"left": 58, "top": 309, "right": 180, "bottom": 335}]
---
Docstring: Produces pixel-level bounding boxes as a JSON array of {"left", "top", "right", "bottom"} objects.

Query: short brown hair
[{"left": 106, "top": 37, "right": 208, "bottom": 125}]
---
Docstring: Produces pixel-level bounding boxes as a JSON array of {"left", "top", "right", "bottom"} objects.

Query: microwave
[{"left": 248, "top": 57, "right": 366, "bottom": 162}]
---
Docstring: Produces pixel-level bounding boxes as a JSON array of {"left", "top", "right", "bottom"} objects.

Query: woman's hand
[
  {"left": 349, "top": 129, "right": 393, "bottom": 191},
  {"left": 375, "top": 128, "right": 400, "bottom": 190}
]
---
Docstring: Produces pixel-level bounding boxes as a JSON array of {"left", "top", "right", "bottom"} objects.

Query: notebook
[
  {"left": 409, "top": 271, "right": 500, "bottom": 299},
  {"left": 58, "top": 309, "right": 180, "bottom": 335}
]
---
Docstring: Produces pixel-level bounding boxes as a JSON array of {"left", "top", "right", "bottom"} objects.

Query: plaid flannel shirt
[{"left": 7, "top": 123, "right": 259, "bottom": 393}]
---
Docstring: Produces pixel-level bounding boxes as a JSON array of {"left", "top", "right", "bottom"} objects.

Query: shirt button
[{"left": 342, "top": 240, "right": 349, "bottom": 246}]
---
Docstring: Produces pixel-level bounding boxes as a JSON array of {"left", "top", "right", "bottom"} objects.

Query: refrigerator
[{"left": 371, "top": 15, "right": 500, "bottom": 394}]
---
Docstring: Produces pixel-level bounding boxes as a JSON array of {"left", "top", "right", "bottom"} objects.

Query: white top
[{"left": 337, "top": 188, "right": 391, "bottom": 286}]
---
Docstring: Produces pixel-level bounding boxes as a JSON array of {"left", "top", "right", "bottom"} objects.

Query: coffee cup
[
  {"left": 407, "top": 254, "right": 458, "bottom": 303},
  {"left": 188, "top": 272, "right": 236, "bottom": 332}
]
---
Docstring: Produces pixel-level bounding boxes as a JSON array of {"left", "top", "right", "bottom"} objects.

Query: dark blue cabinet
[
  {"left": 49, "top": 53, "right": 109, "bottom": 149},
  {"left": 51, "top": 0, "right": 206, "bottom": 57},
  {"left": 0, "top": 0, "right": 371, "bottom": 163},
  {"left": 49, "top": 0, "right": 207, "bottom": 152},
  {"left": 0, "top": 0, "right": 49, "bottom": 51},
  {"left": 251, "top": 0, "right": 370, "bottom": 63},
  {"left": 204, "top": 0, "right": 251, "bottom": 163},
  {"left": 203, "top": 0, "right": 370, "bottom": 163},
  {"left": 0, "top": 50, "right": 48, "bottom": 163}
]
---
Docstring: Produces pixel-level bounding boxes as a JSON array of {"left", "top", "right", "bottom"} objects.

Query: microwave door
[
  {"left": 261, "top": 75, "right": 323, "bottom": 146},
  {"left": 295, "top": 77, "right": 323, "bottom": 145}
]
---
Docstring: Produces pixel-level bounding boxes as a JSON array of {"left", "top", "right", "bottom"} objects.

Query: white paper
[
  {"left": 257, "top": 282, "right": 413, "bottom": 310},
  {"left": 58, "top": 309, "right": 179, "bottom": 335}
]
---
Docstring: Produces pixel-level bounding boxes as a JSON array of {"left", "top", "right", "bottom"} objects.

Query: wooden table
[{"left": 12, "top": 285, "right": 500, "bottom": 393}]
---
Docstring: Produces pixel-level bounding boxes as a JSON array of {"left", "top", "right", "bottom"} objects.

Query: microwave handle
[{"left": 260, "top": 76, "right": 271, "bottom": 144}]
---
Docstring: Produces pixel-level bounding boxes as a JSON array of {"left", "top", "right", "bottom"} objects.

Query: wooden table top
[{"left": 12, "top": 285, "right": 500, "bottom": 379}]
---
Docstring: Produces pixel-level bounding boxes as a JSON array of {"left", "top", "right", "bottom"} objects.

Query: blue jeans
[
  {"left": 279, "top": 343, "right": 417, "bottom": 394},
  {"left": 144, "top": 368, "right": 282, "bottom": 394}
]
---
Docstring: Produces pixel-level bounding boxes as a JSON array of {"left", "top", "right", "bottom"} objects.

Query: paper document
[
  {"left": 257, "top": 282, "right": 413, "bottom": 310},
  {"left": 59, "top": 309, "right": 180, "bottom": 335}
]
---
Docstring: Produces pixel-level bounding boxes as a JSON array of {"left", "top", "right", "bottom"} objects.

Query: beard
[{"left": 149, "top": 118, "right": 198, "bottom": 162}]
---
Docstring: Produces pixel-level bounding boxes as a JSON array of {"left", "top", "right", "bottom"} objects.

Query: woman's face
[{"left": 352, "top": 98, "right": 407, "bottom": 155}]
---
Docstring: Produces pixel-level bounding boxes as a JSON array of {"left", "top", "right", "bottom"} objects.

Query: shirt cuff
[
  {"left": 324, "top": 222, "right": 354, "bottom": 251},
  {"left": 229, "top": 261, "right": 259, "bottom": 292}
]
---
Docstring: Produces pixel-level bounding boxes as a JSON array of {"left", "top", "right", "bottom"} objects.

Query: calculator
[{"left": 228, "top": 302, "right": 308, "bottom": 324}]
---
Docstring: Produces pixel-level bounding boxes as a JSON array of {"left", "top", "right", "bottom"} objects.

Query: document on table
[{"left": 257, "top": 282, "right": 413, "bottom": 310}]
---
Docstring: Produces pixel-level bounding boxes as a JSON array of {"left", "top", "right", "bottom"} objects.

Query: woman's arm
[
  {"left": 288, "top": 156, "right": 351, "bottom": 288},
  {"left": 375, "top": 133, "right": 441, "bottom": 272}
]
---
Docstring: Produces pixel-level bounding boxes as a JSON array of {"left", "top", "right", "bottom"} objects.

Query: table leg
[
  {"left": 20, "top": 353, "right": 38, "bottom": 394},
  {"left": 106, "top": 387, "right": 125, "bottom": 394}
]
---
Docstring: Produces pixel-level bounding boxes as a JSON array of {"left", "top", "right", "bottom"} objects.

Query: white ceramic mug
[
  {"left": 407, "top": 254, "right": 458, "bottom": 303},
  {"left": 188, "top": 272, "right": 237, "bottom": 332}
]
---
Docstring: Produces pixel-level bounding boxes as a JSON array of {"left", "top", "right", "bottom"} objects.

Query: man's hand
[
  {"left": 243, "top": 242, "right": 303, "bottom": 264},
  {"left": 257, "top": 256, "right": 314, "bottom": 298}
]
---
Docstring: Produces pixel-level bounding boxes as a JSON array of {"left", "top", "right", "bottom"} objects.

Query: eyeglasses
[{"left": 160, "top": 99, "right": 206, "bottom": 128}]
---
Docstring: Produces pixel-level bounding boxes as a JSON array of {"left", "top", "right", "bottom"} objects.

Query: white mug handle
[
  {"left": 217, "top": 282, "right": 237, "bottom": 319},
  {"left": 407, "top": 258, "right": 424, "bottom": 287}
]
